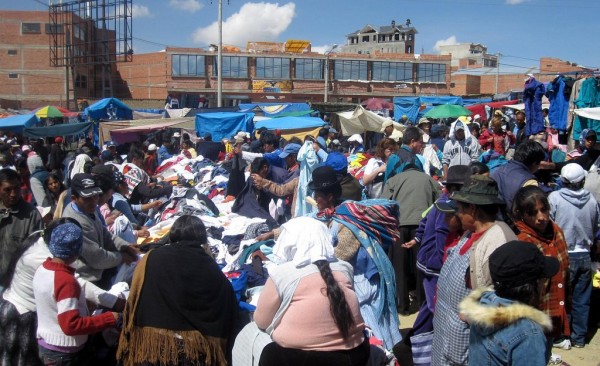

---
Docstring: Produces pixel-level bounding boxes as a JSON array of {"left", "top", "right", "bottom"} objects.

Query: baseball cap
[
  {"left": 148, "top": 143, "right": 157, "bottom": 151},
  {"left": 279, "top": 143, "right": 301, "bottom": 158},
  {"left": 381, "top": 120, "right": 393, "bottom": 130},
  {"left": 348, "top": 134, "right": 363, "bottom": 144},
  {"left": 454, "top": 121, "right": 465, "bottom": 131},
  {"left": 489, "top": 241, "right": 559, "bottom": 288},
  {"left": 173, "top": 132, "right": 181, "bottom": 138},
  {"left": 54, "top": 137, "right": 63, "bottom": 144},
  {"left": 71, "top": 173, "right": 103, "bottom": 197},
  {"left": 560, "top": 163, "right": 586, "bottom": 184},
  {"left": 106, "top": 140, "right": 116, "bottom": 147},
  {"left": 328, "top": 128, "right": 338, "bottom": 134},
  {"left": 48, "top": 223, "right": 83, "bottom": 259},
  {"left": 324, "top": 152, "right": 348, "bottom": 173},
  {"left": 434, "top": 198, "right": 457, "bottom": 213}
]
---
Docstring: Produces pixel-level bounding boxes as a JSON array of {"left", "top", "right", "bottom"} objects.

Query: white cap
[
  {"left": 382, "top": 120, "right": 393, "bottom": 130},
  {"left": 173, "top": 132, "right": 181, "bottom": 138},
  {"left": 148, "top": 144, "right": 157, "bottom": 151},
  {"left": 348, "top": 134, "right": 363, "bottom": 144},
  {"left": 560, "top": 163, "right": 586, "bottom": 184},
  {"left": 474, "top": 114, "right": 481, "bottom": 120}
]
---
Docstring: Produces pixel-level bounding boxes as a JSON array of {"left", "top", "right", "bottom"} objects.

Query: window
[
  {"left": 45, "top": 23, "right": 64, "bottom": 34},
  {"left": 8, "top": 73, "right": 18, "bottom": 79},
  {"left": 362, "top": 35, "right": 369, "bottom": 42},
  {"left": 334, "top": 60, "right": 367, "bottom": 80},
  {"left": 172, "top": 54, "right": 206, "bottom": 77},
  {"left": 408, "top": 34, "right": 413, "bottom": 41},
  {"left": 75, "top": 74, "right": 87, "bottom": 88},
  {"left": 256, "top": 57, "right": 290, "bottom": 79},
  {"left": 295, "top": 58, "right": 324, "bottom": 79},
  {"left": 372, "top": 61, "right": 412, "bottom": 82},
  {"left": 22, "top": 23, "right": 41, "bottom": 34},
  {"left": 214, "top": 56, "right": 248, "bottom": 78},
  {"left": 7, "top": 50, "right": 17, "bottom": 56},
  {"left": 417, "top": 63, "right": 446, "bottom": 83}
]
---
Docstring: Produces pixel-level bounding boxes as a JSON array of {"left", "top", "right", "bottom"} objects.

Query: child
[
  {"left": 478, "top": 116, "right": 513, "bottom": 156},
  {"left": 459, "top": 241, "right": 559, "bottom": 366},
  {"left": 33, "top": 223, "right": 118, "bottom": 365},
  {"left": 512, "top": 186, "right": 571, "bottom": 353},
  {"left": 548, "top": 163, "right": 600, "bottom": 348}
]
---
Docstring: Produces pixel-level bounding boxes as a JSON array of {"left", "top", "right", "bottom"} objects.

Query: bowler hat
[
  {"left": 308, "top": 166, "right": 341, "bottom": 190},
  {"left": 451, "top": 175, "right": 504, "bottom": 205}
]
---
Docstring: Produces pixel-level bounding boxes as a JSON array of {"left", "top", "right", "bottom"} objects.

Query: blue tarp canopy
[
  {"left": 84, "top": 98, "right": 133, "bottom": 121},
  {"left": 238, "top": 103, "right": 311, "bottom": 117},
  {"left": 254, "top": 116, "right": 326, "bottom": 131},
  {"left": 195, "top": 112, "right": 255, "bottom": 141},
  {"left": 23, "top": 122, "right": 92, "bottom": 138},
  {"left": 0, "top": 114, "right": 39, "bottom": 133},
  {"left": 393, "top": 96, "right": 465, "bottom": 122}
]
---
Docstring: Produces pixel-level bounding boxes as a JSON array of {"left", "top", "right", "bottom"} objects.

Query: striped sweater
[{"left": 33, "top": 259, "right": 116, "bottom": 348}]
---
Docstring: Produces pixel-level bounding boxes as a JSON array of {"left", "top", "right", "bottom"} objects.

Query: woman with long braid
[{"left": 254, "top": 217, "right": 369, "bottom": 366}]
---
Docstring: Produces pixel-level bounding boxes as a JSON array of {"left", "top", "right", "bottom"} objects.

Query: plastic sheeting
[
  {"left": 0, "top": 114, "right": 39, "bottom": 133},
  {"left": 84, "top": 97, "right": 133, "bottom": 121},
  {"left": 195, "top": 112, "right": 255, "bottom": 142},
  {"left": 393, "top": 96, "right": 465, "bottom": 122},
  {"left": 337, "top": 106, "right": 405, "bottom": 136},
  {"left": 237, "top": 103, "right": 310, "bottom": 117},
  {"left": 23, "top": 122, "right": 92, "bottom": 138}
]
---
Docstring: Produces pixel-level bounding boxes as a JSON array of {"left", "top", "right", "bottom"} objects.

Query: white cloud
[
  {"left": 505, "top": 0, "right": 529, "bottom": 4},
  {"left": 192, "top": 2, "right": 295, "bottom": 47},
  {"left": 169, "top": 0, "right": 204, "bottom": 13},
  {"left": 433, "top": 35, "right": 458, "bottom": 52},
  {"left": 132, "top": 4, "right": 152, "bottom": 18},
  {"left": 312, "top": 44, "right": 340, "bottom": 54}
]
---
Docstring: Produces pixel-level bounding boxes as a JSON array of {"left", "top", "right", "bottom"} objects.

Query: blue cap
[
  {"left": 324, "top": 152, "right": 348, "bottom": 173},
  {"left": 279, "top": 143, "right": 301, "bottom": 158},
  {"left": 48, "top": 223, "right": 83, "bottom": 259}
]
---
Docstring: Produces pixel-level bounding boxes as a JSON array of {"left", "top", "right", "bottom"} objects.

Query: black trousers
[
  {"left": 258, "top": 339, "right": 370, "bottom": 366},
  {"left": 388, "top": 225, "right": 424, "bottom": 314}
]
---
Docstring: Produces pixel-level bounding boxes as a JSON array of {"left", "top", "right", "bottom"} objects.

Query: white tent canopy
[
  {"left": 337, "top": 106, "right": 405, "bottom": 136},
  {"left": 504, "top": 103, "right": 551, "bottom": 111}
]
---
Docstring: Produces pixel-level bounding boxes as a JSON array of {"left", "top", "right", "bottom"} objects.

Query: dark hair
[
  {"left": 314, "top": 260, "right": 355, "bottom": 339},
  {"left": 512, "top": 186, "right": 549, "bottom": 221},
  {"left": 250, "top": 157, "right": 269, "bottom": 174},
  {"left": 288, "top": 136, "right": 303, "bottom": 145},
  {"left": 44, "top": 173, "right": 65, "bottom": 196},
  {"left": 181, "top": 140, "right": 192, "bottom": 148},
  {"left": 182, "top": 133, "right": 190, "bottom": 141},
  {"left": 402, "top": 126, "right": 422, "bottom": 145},
  {"left": 315, "top": 184, "right": 342, "bottom": 206},
  {"left": 513, "top": 140, "right": 546, "bottom": 167},
  {"left": 94, "top": 174, "right": 113, "bottom": 194},
  {"left": 469, "top": 161, "right": 489, "bottom": 175},
  {"left": 376, "top": 138, "right": 398, "bottom": 159},
  {"left": 304, "top": 135, "right": 315, "bottom": 142},
  {"left": 0, "top": 168, "right": 21, "bottom": 184},
  {"left": 127, "top": 148, "right": 145, "bottom": 163},
  {"left": 260, "top": 132, "right": 279, "bottom": 149},
  {"left": 169, "top": 215, "right": 207, "bottom": 244},
  {"left": 563, "top": 180, "right": 585, "bottom": 191},
  {"left": 495, "top": 280, "right": 540, "bottom": 307},
  {"left": 318, "top": 128, "right": 329, "bottom": 138}
]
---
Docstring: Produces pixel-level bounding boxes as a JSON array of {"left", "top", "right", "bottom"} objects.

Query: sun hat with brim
[
  {"left": 450, "top": 175, "right": 505, "bottom": 205},
  {"left": 442, "top": 165, "right": 471, "bottom": 186},
  {"left": 434, "top": 199, "right": 457, "bottom": 214},
  {"left": 308, "top": 165, "right": 342, "bottom": 190},
  {"left": 489, "top": 240, "right": 560, "bottom": 288},
  {"left": 418, "top": 117, "right": 431, "bottom": 125},
  {"left": 71, "top": 173, "right": 103, "bottom": 198}
]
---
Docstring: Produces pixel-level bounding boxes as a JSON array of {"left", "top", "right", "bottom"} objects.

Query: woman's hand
[
  {"left": 251, "top": 173, "right": 264, "bottom": 186},
  {"left": 255, "top": 231, "right": 274, "bottom": 242}
]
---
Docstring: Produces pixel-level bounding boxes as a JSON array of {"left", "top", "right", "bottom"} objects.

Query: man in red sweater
[{"left": 33, "top": 222, "right": 118, "bottom": 365}]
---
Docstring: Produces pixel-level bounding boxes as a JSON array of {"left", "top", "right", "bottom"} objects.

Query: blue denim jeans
[
  {"left": 568, "top": 252, "right": 592, "bottom": 346},
  {"left": 38, "top": 346, "right": 80, "bottom": 366}
]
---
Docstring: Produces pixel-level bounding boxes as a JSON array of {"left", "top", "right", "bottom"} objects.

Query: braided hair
[{"left": 314, "top": 260, "right": 354, "bottom": 339}]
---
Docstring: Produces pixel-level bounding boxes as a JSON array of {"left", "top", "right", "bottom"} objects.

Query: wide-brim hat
[
  {"left": 450, "top": 175, "right": 505, "bottom": 206},
  {"left": 308, "top": 165, "right": 342, "bottom": 190}
]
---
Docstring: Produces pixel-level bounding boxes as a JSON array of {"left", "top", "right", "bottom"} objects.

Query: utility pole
[
  {"left": 495, "top": 52, "right": 501, "bottom": 96},
  {"left": 217, "top": 0, "right": 223, "bottom": 107},
  {"left": 324, "top": 44, "right": 338, "bottom": 103}
]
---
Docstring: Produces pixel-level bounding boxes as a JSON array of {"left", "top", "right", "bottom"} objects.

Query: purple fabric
[{"left": 412, "top": 275, "right": 438, "bottom": 336}]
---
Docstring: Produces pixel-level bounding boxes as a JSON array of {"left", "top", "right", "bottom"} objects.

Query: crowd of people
[{"left": 0, "top": 107, "right": 598, "bottom": 366}]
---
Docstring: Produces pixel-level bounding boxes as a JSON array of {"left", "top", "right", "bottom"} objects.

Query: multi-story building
[
  {"left": 341, "top": 19, "right": 416, "bottom": 55},
  {"left": 115, "top": 44, "right": 451, "bottom": 108},
  {"left": 438, "top": 43, "right": 498, "bottom": 69}
]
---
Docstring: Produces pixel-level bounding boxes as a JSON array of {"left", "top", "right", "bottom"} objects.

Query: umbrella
[
  {"left": 361, "top": 98, "right": 393, "bottom": 111},
  {"left": 423, "top": 104, "right": 472, "bottom": 119},
  {"left": 35, "top": 106, "right": 64, "bottom": 119}
]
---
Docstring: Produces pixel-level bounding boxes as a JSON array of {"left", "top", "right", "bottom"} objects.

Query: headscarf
[
  {"left": 26, "top": 155, "right": 45, "bottom": 175},
  {"left": 70, "top": 154, "right": 92, "bottom": 179},
  {"left": 449, "top": 119, "right": 474, "bottom": 141},
  {"left": 272, "top": 216, "right": 336, "bottom": 267}
]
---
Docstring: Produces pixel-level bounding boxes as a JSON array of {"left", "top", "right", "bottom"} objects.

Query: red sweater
[{"left": 33, "top": 259, "right": 116, "bottom": 348}]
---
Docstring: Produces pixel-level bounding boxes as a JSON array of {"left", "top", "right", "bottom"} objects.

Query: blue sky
[{"left": 7, "top": 0, "right": 600, "bottom": 70}]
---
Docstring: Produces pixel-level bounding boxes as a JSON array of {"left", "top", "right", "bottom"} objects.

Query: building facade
[
  {"left": 438, "top": 43, "right": 498, "bottom": 69},
  {"left": 341, "top": 19, "right": 416, "bottom": 55},
  {"left": 114, "top": 45, "right": 450, "bottom": 108}
]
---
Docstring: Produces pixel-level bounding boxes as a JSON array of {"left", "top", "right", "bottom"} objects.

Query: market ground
[{"left": 397, "top": 289, "right": 600, "bottom": 366}]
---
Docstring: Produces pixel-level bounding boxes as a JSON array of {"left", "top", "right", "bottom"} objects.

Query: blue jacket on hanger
[
  {"left": 524, "top": 78, "right": 545, "bottom": 136},
  {"left": 546, "top": 76, "right": 569, "bottom": 131}
]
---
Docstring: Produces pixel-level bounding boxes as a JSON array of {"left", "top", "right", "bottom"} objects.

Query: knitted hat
[{"left": 48, "top": 223, "right": 83, "bottom": 259}]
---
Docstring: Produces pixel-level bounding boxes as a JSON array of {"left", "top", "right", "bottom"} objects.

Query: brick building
[{"left": 115, "top": 45, "right": 451, "bottom": 108}]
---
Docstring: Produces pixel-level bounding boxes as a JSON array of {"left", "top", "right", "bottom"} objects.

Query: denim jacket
[{"left": 459, "top": 288, "right": 552, "bottom": 366}]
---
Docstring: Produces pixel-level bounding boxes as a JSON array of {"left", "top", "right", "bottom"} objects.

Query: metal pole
[
  {"left": 324, "top": 56, "right": 329, "bottom": 103},
  {"left": 217, "top": 0, "right": 223, "bottom": 107},
  {"left": 495, "top": 52, "right": 501, "bottom": 95}
]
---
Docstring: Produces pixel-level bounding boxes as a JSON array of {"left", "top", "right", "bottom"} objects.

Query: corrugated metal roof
[{"left": 452, "top": 65, "right": 540, "bottom": 76}]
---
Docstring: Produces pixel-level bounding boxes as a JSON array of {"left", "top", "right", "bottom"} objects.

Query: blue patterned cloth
[{"left": 48, "top": 223, "right": 83, "bottom": 259}]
